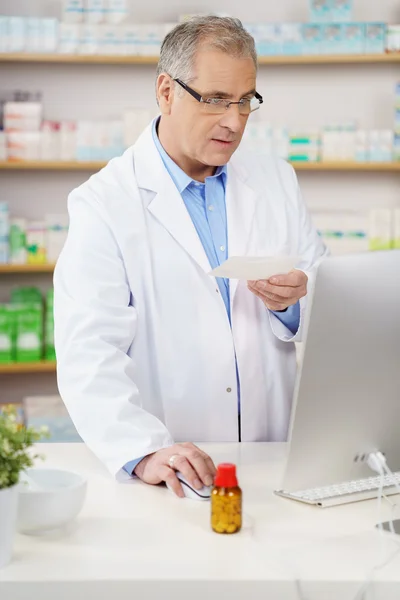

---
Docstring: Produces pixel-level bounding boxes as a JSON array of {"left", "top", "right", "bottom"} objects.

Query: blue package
[
  {"left": 330, "top": 0, "right": 353, "bottom": 23},
  {"left": 302, "top": 24, "right": 322, "bottom": 55},
  {"left": 259, "top": 24, "right": 281, "bottom": 56},
  {"left": 322, "top": 23, "right": 342, "bottom": 54},
  {"left": 365, "top": 23, "right": 386, "bottom": 55},
  {"left": 342, "top": 23, "right": 365, "bottom": 54},
  {"left": 309, "top": 0, "right": 330, "bottom": 23}
]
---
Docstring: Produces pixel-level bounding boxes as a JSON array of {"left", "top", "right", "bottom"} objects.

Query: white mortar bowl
[{"left": 17, "top": 468, "right": 87, "bottom": 535}]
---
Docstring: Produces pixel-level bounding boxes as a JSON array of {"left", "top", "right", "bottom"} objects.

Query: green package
[
  {"left": 11, "top": 287, "right": 43, "bottom": 306},
  {"left": 15, "top": 303, "right": 43, "bottom": 363},
  {"left": 0, "top": 305, "right": 13, "bottom": 364},
  {"left": 45, "top": 288, "right": 55, "bottom": 361}
]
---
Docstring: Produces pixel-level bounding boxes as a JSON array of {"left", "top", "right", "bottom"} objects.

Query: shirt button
[
  {"left": 208, "top": 205, "right": 214, "bottom": 211},
  {"left": 226, "top": 387, "right": 232, "bottom": 393},
  {"left": 220, "top": 245, "right": 225, "bottom": 252}
]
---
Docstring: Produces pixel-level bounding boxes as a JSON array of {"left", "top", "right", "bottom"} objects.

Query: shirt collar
[{"left": 152, "top": 116, "right": 227, "bottom": 194}]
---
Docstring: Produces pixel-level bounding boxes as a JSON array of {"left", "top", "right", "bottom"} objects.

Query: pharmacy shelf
[
  {"left": 258, "top": 53, "right": 400, "bottom": 65},
  {"left": 1, "top": 160, "right": 400, "bottom": 172},
  {"left": 0, "top": 264, "right": 55, "bottom": 273},
  {"left": 0, "top": 53, "right": 159, "bottom": 64},
  {"left": 1, "top": 53, "right": 400, "bottom": 65},
  {"left": 0, "top": 361, "right": 56, "bottom": 374},
  {"left": 292, "top": 161, "right": 400, "bottom": 171},
  {"left": 0, "top": 160, "right": 103, "bottom": 171}
]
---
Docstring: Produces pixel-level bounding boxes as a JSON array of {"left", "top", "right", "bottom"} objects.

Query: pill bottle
[{"left": 211, "top": 463, "right": 242, "bottom": 534}]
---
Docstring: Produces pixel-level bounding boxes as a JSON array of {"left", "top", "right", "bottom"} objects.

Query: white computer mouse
[{"left": 166, "top": 471, "right": 212, "bottom": 500}]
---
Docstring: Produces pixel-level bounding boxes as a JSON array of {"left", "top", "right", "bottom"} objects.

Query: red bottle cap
[{"left": 214, "top": 463, "right": 238, "bottom": 487}]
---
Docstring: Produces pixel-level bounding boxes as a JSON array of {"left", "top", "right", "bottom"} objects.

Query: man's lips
[{"left": 212, "top": 139, "right": 235, "bottom": 145}]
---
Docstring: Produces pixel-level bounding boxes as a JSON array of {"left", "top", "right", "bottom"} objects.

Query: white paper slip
[{"left": 210, "top": 256, "right": 301, "bottom": 280}]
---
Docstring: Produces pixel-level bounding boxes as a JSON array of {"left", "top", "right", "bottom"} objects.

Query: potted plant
[{"left": 0, "top": 405, "right": 48, "bottom": 569}]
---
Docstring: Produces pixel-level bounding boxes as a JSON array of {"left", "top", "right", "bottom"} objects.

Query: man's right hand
[{"left": 133, "top": 442, "right": 216, "bottom": 498}]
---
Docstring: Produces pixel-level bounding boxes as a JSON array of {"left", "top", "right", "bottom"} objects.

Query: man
[{"left": 54, "top": 16, "right": 328, "bottom": 498}]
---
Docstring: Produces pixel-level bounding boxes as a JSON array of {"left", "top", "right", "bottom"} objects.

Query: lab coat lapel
[
  {"left": 226, "top": 160, "right": 257, "bottom": 301},
  {"left": 133, "top": 124, "right": 212, "bottom": 275}
]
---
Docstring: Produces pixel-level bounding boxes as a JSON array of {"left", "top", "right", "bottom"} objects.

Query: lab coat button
[{"left": 226, "top": 387, "right": 232, "bottom": 393}]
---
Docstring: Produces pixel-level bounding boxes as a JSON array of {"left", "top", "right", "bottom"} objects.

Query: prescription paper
[{"left": 210, "top": 256, "right": 301, "bottom": 280}]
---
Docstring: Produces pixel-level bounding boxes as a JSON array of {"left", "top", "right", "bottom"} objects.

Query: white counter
[{"left": 1, "top": 442, "right": 400, "bottom": 600}]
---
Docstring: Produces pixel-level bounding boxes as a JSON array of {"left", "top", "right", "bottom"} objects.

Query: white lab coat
[{"left": 54, "top": 121, "right": 328, "bottom": 476}]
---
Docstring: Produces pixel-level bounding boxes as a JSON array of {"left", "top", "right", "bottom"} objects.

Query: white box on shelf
[
  {"left": 0, "top": 17, "right": 8, "bottom": 53},
  {"left": 26, "top": 18, "right": 41, "bottom": 53},
  {"left": 386, "top": 25, "right": 400, "bottom": 53},
  {"left": 63, "top": 0, "right": 84, "bottom": 24},
  {"left": 98, "top": 24, "right": 124, "bottom": 55},
  {"left": 368, "top": 209, "right": 392, "bottom": 250},
  {"left": 4, "top": 102, "right": 42, "bottom": 132},
  {"left": 106, "top": 0, "right": 128, "bottom": 24},
  {"left": 379, "top": 130, "right": 394, "bottom": 162},
  {"left": 6, "top": 131, "right": 42, "bottom": 161},
  {"left": 85, "top": 0, "right": 106, "bottom": 24},
  {"left": 312, "top": 210, "right": 368, "bottom": 256},
  {"left": 367, "top": 130, "right": 381, "bottom": 161},
  {"left": 39, "top": 19, "right": 59, "bottom": 53},
  {"left": 273, "top": 127, "right": 290, "bottom": 160},
  {"left": 45, "top": 214, "right": 69, "bottom": 263},
  {"left": 354, "top": 130, "right": 368, "bottom": 162},
  {"left": 281, "top": 23, "right": 302, "bottom": 56},
  {"left": 76, "top": 120, "right": 96, "bottom": 160},
  {"left": 134, "top": 25, "right": 150, "bottom": 56},
  {"left": 60, "top": 121, "right": 77, "bottom": 160},
  {"left": 58, "top": 23, "right": 81, "bottom": 54},
  {"left": 144, "top": 24, "right": 164, "bottom": 56},
  {"left": 79, "top": 23, "right": 99, "bottom": 54},
  {"left": 123, "top": 24, "right": 140, "bottom": 55},
  {"left": 123, "top": 109, "right": 152, "bottom": 148},
  {"left": 0, "top": 132, "right": 6, "bottom": 161},
  {"left": 7, "top": 17, "right": 26, "bottom": 52},
  {"left": 40, "top": 121, "right": 61, "bottom": 161},
  {"left": 108, "top": 120, "right": 124, "bottom": 158}
]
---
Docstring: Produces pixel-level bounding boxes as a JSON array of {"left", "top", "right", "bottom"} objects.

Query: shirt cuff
[
  {"left": 271, "top": 301, "right": 300, "bottom": 335},
  {"left": 123, "top": 457, "right": 145, "bottom": 477}
]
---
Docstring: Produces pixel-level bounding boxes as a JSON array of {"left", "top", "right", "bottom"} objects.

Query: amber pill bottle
[{"left": 211, "top": 463, "right": 242, "bottom": 534}]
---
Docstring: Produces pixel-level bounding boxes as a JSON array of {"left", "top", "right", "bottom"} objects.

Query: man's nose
[{"left": 218, "top": 104, "right": 244, "bottom": 133}]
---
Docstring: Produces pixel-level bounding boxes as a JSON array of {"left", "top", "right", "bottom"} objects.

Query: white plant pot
[{"left": 0, "top": 484, "right": 19, "bottom": 569}]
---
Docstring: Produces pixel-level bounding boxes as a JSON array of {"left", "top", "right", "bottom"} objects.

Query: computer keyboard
[{"left": 275, "top": 472, "right": 400, "bottom": 507}]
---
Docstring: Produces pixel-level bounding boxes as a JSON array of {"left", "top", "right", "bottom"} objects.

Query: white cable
[{"left": 352, "top": 452, "right": 400, "bottom": 600}]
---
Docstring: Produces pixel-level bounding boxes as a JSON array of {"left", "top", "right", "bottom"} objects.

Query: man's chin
[{"left": 205, "top": 146, "right": 238, "bottom": 166}]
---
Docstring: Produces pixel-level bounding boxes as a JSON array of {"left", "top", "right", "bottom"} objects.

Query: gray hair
[{"left": 156, "top": 15, "right": 257, "bottom": 86}]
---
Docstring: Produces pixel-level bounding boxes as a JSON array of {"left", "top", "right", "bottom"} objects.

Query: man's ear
[{"left": 157, "top": 74, "right": 174, "bottom": 115}]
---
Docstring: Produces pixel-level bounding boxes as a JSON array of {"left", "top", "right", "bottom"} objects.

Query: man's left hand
[{"left": 247, "top": 269, "right": 308, "bottom": 312}]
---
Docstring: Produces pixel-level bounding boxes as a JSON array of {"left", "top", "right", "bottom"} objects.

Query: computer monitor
[{"left": 275, "top": 250, "right": 400, "bottom": 505}]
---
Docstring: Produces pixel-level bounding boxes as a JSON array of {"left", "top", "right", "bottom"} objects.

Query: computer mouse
[{"left": 166, "top": 471, "right": 213, "bottom": 500}]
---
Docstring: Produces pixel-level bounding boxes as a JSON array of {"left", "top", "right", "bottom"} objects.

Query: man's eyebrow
[{"left": 202, "top": 88, "right": 256, "bottom": 98}]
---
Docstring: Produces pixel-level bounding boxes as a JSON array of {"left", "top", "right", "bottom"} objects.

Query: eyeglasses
[{"left": 173, "top": 78, "right": 263, "bottom": 115}]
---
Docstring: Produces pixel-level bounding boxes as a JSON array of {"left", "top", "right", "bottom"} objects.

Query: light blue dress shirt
[{"left": 124, "top": 118, "right": 300, "bottom": 475}]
